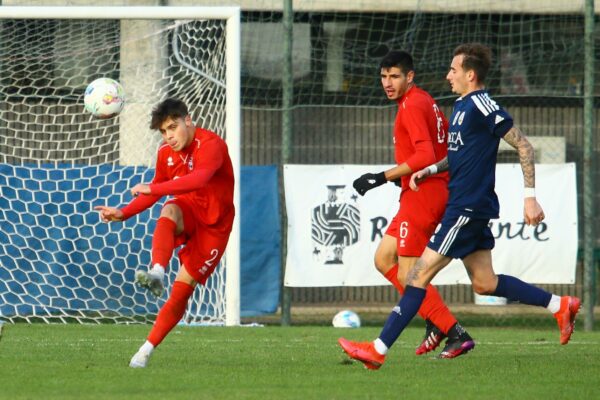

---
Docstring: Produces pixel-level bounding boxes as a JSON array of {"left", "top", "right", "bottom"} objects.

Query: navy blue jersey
[{"left": 446, "top": 89, "right": 513, "bottom": 218}]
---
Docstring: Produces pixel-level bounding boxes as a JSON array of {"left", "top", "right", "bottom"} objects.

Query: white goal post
[{"left": 0, "top": 6, "right": 241, "bottom": 326}]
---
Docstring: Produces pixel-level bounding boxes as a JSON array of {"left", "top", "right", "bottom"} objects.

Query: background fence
[
  {"left": 0, "top": 0, "right": 598, "bottom": 326},
  {"left": 234, "top": 0, "right": 600, "bottom": 323}
]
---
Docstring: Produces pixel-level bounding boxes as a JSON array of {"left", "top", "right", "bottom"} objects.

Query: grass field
[{"left": 1, "top": 323, "right": 598, "bottom": 400}]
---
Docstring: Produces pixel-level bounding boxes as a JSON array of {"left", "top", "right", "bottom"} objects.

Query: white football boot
[
  {"left": 129, "top": 341, "right": 155, "bottom": 368},
  {"left": 129, "top": 349, "right": 151, "bottom": 368},
  {"left": 134, "top": 264, "right": 165, "bottom": 297}
]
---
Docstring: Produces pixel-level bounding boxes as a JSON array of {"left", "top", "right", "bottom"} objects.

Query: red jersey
[
  {"left": 393, "top": 85, "right": 449, "bottom": 190},
  {"left": 121, "top": 127, "right": 234, "bottom": 227}
]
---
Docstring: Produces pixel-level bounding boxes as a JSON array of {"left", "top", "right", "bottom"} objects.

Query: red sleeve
[
  {"left": 149, "top": 169, "right": 215, "bottom": 196},
  {"left": 402, "top": 102, "right": 436, "bottom": 171},
  {"left": 119, "top": 147, "right": 168, "bottom": 220},
  {"left": 149, "top": 137, "right": 223, "bottom": 196},
  {"left": 120, "top": 194, "right": 161, "bottom": 220}
]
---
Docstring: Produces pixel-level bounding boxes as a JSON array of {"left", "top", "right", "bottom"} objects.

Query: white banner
[{"left": 284, "top": 163, "right": 577, "bottom": 287}]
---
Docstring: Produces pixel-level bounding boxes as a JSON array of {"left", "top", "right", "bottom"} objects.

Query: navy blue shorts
[{"left": 427, "top": 211, "right": 495, "bottom": 259}]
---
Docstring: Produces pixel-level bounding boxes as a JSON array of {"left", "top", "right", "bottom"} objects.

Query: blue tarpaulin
[
  {"left": 240, "top": 165, "right": 280, "bottom": 316},
  {"left": 0, "top": 163, "right": 280, "bottom": 319}
]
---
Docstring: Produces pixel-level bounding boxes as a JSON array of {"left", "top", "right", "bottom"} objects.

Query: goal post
[{"left": 0, "top": 6, "right": 241, "bottom": 326}]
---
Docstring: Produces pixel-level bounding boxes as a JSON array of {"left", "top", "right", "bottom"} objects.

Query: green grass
[{"left": 0, "top": 324, "right": 598, "bottom": 400}]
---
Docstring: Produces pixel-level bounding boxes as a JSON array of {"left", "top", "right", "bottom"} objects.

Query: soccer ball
[
  {"left": 332, "top": 310, "right": 361, "bottom": 328},
  {"left": 84, "top": 77, "right": 125, "bottom": 118}
]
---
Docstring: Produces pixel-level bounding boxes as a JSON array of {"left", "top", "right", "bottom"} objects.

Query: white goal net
[{"left": 0, "top": 7, "right": 241, "bottom": 325}]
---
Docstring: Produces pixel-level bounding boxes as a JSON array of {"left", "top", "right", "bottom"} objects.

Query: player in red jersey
[
  {"left": 95, "top": 98, "right": 234, "bottom": 368},
  {"left": 339, "top": 51, "right": 474, "bottom": 366}
]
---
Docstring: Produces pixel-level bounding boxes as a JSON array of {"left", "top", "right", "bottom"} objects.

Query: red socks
[
  {"left": 152, "top": 217, "right": 177, "bottom": 268},
  {"left": 420, "top": 285, "right": 457, "bottom": 334},
  {"left": 147, "top": 281, "right": 195, "bottom": 347},
  {"left": 383, "top": 264, "right": 457, "bottom": 335},
  {"left": 384, "top": 264, "right": 405, "bottom": 294}
]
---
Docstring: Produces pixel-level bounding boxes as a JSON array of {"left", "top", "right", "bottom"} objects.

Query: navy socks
[
  {"left": 378, "top": 285, "right": 427, "bottom": 348},
  {"left": 492, "top": 274, "right": 552, "bottom": 307}
]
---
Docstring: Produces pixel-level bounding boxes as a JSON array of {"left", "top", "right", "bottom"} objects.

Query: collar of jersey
[
  {"left": 396, "top": 84, "right": 417, "bottom": 105},
  {"left": 457, "top": 88, "right": 487, "bottom": 102}
]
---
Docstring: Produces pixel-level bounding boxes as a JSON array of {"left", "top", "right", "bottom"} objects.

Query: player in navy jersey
[
  {"left": 339, "top": 51, "right": 474, "bottom": 366},
  {"left": 340, "top": 43, "right": 580, "bottom": 369}
]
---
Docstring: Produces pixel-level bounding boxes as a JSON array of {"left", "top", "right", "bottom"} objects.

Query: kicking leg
[
  {"left": 130, "top": 266, "right": 197, "bottom": 368},
  {"left": 136, "top": 203, "right": 185, "bottom": 297}
]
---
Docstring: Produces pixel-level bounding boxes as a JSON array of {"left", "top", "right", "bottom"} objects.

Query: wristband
[
  {"left": 426, "top": 165, "right": 438, "bottom": 175},
  {"left": 524, "top": 188, "right": 536, "bottom": 198}
]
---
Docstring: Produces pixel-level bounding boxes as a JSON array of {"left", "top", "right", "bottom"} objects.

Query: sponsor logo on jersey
[{"left": 448, "top": 130, "right": 464, "bottom": 151}]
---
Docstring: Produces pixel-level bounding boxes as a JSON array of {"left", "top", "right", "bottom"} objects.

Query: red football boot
[
  {"left": 553, "top": 296, "right": 581, "bottom": 345},
  {"left": 415, "top": 320, "right": 446, "bottom": 355},
  {"left": 338, "top": 337, "right": 385, "bottom": 370}
]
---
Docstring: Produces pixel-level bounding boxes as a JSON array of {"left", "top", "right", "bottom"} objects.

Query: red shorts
[
  {"left": 385, "top": 178, "right": 448, "bottom": 257},
  {"left": 165, "top": 197, "right": 234, "bottom": 285}
]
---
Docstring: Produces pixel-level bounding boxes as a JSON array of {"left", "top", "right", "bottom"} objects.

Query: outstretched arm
[{"left": 502, "top": 126, "right": 545, "bottom": 226}]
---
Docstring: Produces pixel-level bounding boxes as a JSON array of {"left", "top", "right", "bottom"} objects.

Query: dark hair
[
  {"left": 379, "top": 50, "right": 414, "bottom": 75},
  {"left": 150, "top": 98, "right": 189, "bottom": 130},
  {"left": 453, "top": 43, "right": 492, "bottom": 83}
]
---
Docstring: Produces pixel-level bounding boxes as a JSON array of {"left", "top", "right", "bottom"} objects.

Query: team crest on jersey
[
  {"left": 188, "top": 158, "right": 194, "bottom": 170},
  {"left": 167, "top": 156, "right": 174, "bottom": 166},
  {"left": 311, "top": 185, "right": 360, "bottom": 265}
]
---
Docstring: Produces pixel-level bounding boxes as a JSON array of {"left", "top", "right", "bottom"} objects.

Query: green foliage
[{"left": 0, "top": 324, "right": 598, "bottom": 400}]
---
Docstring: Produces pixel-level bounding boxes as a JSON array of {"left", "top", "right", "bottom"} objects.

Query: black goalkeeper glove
[{"left": 353, "top": 171, "right": 387, "bottom": 196}]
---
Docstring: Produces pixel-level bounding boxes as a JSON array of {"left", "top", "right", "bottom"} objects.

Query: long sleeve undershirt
[
  {"left": 149, "top": 168, "right": 216, "bottom": 196},
  {"left": 119, "top": 169, "right": 217, "bottom": 220},
  {"left": 404, "top": 139, "right": 436, "bottom": 172}
]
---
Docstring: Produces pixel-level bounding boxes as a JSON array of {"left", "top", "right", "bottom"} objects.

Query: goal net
[{"left": 0, "top": 7, "right": 241, "bottom": 325}]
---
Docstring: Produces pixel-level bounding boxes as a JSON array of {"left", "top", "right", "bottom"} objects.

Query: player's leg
[
  {"left": 464, "top": 248, "right": 581, "bottom": 345},
  {"left": 130, "top": 267, "right": 197, "bottom": 368},
  {"left": 397, "top": 256, "right": 473, "bottom": 356},
  {"left": 135, "top": 201, "right": 188, "bottom": 297},
  {"left": 388, "top": 211, "right": 478, "bottom": 360},
  {"left": 339, "top": 248, "right": 453, "bottom": 369},
  {"left": 390, "top": 188, "right": 470, "bottom": 355},
  {"left": 374, "top": 234, "right": 402, "bottom": 291},
  {"left": 375, "top": 235, "right": 457, "bottom": 355}
]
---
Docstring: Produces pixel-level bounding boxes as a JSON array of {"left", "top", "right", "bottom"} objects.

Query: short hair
[
  {"left": 379, "top": 50, "right": 414, "bottom": 75},
  {"left": 150, "top": 98, "right": 189, "bottom": 130},
  {"left": 453, "top": 43, "right": 492, "bottom": 83}
]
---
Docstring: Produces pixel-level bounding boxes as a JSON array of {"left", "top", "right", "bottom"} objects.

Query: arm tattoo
[
  {"left": 434, "top": 156, "right": 449, "bottom": 173},
  {"left": 502, "top": 127, "right": 536, "bottom": 188}
]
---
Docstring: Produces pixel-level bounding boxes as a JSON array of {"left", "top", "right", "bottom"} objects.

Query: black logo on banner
[{"left": 311, "top": 185, "right": 360, "bottom": 265}]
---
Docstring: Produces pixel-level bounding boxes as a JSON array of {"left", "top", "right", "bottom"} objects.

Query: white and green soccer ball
[
  {"left": 332, "top": 310, "right": 361, "bottom": 328},
  {"left": 84, "top": 77, "right": 125, "bottom": 118}
]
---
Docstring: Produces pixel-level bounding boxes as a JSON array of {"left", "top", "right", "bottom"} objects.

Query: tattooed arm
[
  {"left": 502, "top": 126, "right": 545, "bottom": 225},
  {"left": 502, "top": 127, "right": 535, "bottom": 188},
  {"left": 433, "top": 156, "right": 449, "bottom": 173},
  {"left": 408, "top": 156, "right": 448, "bottom": 191}
]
